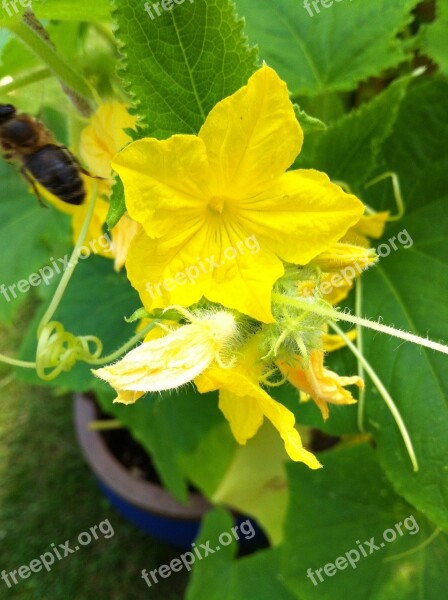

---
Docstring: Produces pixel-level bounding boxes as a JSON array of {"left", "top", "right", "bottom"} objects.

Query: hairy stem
[{"left": 330, "top": 322, "right": 418, "bottom": 472}]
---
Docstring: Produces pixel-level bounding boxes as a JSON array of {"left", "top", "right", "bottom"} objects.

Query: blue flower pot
[{"left": 74, "top": 394, "right": 265, "bottom": 551}]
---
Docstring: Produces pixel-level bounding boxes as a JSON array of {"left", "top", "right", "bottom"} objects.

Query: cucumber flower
[{"left": 113, "top": 66, "right": 364, "bottom": 322}]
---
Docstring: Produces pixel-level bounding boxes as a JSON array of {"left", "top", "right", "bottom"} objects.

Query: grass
[{"left": 0, "top": 299, "right": 189, "bottom": 599}]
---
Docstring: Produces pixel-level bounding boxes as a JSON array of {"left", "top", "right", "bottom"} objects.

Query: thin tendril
[
  {"left": 0, "top": 354, "right": 36, "bottom": 369},
  {"left": 365, "top": 171, "right": 405, "bottom": 222},
  {"left": 383, "top": 528, "right": 441, "bottom": 562},
  {"left": 87, "top": 321, "right": 159, "bottom": 366},
  {"left": 329, "top": 322, "right": 419, "bottom": 472}
]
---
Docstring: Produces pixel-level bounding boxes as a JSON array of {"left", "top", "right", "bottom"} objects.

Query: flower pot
[{"left": 74, "top": 393, "right": 211, "bottom": 549}]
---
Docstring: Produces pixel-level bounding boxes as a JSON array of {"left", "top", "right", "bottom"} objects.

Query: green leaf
[
  {"left": 106, "top": 176, "right": 126, "bottom": 229},
  {"left": 235, "top": 0, "right": 420, "bottom": 96},
  {"left": 280, "top": 444, "right": 447, "bottom": 600},
  {"left": 356, "top": 79, "right": 448, "bottom": 531},
  {"left": 17, "top": 255, "right": 141, "bottom": 390},
  {"left": 0, "top": 161, "right": 70, "bottom": 323},
  {"left": 294, "top": 103, "right": 326, "bottom": 134},
  {"left": 418, "top": 0, "right": 448, "bottom": 76},
  {"left": 33, "top": 0, "right": 111, "bottom": 21},
  {"left": 186, "top": 508, "right": 295, "bottom": 600},
  {"left": 295, "top": 73, "right": 412, "bottom": 190},
  {"left": 113, "top": 0, "right": 257, "bottom": 138}
]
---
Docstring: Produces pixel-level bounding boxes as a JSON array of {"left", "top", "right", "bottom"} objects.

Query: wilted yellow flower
[
  {"left": 113, "top": 66, "right": 364, "bottom": 322},
  {"left": 93, "top": 310, "right": 237, "bottom": 403},
  {"left": 279, "top": 350, "right": 364, "bottom": 420}
]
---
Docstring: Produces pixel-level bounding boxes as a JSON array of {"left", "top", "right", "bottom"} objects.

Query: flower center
[{"left": 208, "top": 196, "right": 227, "bottom": 214}]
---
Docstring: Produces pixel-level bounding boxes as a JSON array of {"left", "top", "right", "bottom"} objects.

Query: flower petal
[
  {"left": 126, "top": 217, "right": 283, "bottom": 321},
  {"left": 80, "top": 101, "right": 137, "bottom": 178},
  {"left": 199, "top": 65, "right": 303, "bottom": 198},
  {"left": 238, "top": 169, "right": 365, "bottom": 265},
  {"left": 110, "top": 213, "right": 141, "bottom": 272},
  {"left": 112, "top": 135, "right": 212, "bottom": 237},
  {"left": 196, "top": 365, "right": 321, "bottom": 468},
  {"left": 125, "top": 223, "right": 215, "bottom": 311},
  {"left": 343, "top": 211, "right": 390, "bottom": 246},
  {"left": 94, "top": 312, "right": 237, "bottom": 394}
]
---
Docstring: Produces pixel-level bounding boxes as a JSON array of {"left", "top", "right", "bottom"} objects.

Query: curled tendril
[{"left": 35, "top": 321, "right": 103, "bottom": 381}]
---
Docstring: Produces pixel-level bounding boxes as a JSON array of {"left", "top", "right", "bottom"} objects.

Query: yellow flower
[
  {"left": 343, "top": 211, "right": 390, "bottom": 247},
  {"left": 311, "top": 242, "right": 377, "bottom": 272},
  {"left": 322, "top": 329, "right": 357, "bottom": 352},
  {"left": 279, "top": 350, "right": 364, "bottom": 421},
  {"left": 109, "top": 213, "right": 141, "bottom": 272},
  {"left": 195, "top": 342, "right": 321, "bottom": 469},
  {"left": 113, "top": 66, "right": 364, "bottom": 322},
  {"left": 298, "top": 242, "right": 377, "bottom": 305},
  {"left": 92, "top": 310, "right": 237, "bottom": 403},
  {"left": 80, "top": 101, "right": 138, "bottom": 180}
]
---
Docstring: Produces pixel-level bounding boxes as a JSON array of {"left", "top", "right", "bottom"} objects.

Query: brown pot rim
[{"left": 74, "top": 393, "right": 211, "bottom": 520}]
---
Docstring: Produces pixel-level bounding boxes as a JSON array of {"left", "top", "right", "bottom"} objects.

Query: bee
[{"left": 0, "top": 103, "right": 93, "bottom": 206}]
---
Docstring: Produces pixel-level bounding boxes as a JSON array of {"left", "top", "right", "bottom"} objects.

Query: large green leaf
[
  {"left": 235, "top": 0, "right": 420, "bottom": 96},
  {"left": 418, "top": 0, "right": 448, "bottom": 76},
  {"left": 295, "top": 74, "right": 412, "bottom": 191},
  {"left": 113, "top": 0, "right": 257, "bottom": 137},
  {"left": 354, "top": 79, "right": 448, "bottom": 530},
  {"left": 109, "top": 0, "right": 257, "bottom": 232},
  {"left": 186, "top": 508, "right": 296, "bottom": 600},
  {"left": 280, "top": 444, "right": 447, "bottom": 600}
]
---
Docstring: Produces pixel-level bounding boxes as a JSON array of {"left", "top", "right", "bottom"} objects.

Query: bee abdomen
[{"left": 24, "top": 145, "right": 85, "bottom": 205}]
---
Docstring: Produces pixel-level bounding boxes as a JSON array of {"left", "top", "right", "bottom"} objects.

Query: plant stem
[
  {"left": 6, "top": 11, "right": 94, "bottom": 116},
  {"left": 0, "top": 68, "right": 51, "bottom": 93},
  {"left": 272, "top": 294, "right": 448, "bottom": 355},
  {"left": 330, "top": 322, "right": 419, "bottom": 472},
  {"left": 88, "top": 419, "right": 123, "bottom": 431},
  {"left": 37, "top": 182, "right": 98, "bottom": 335}
]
